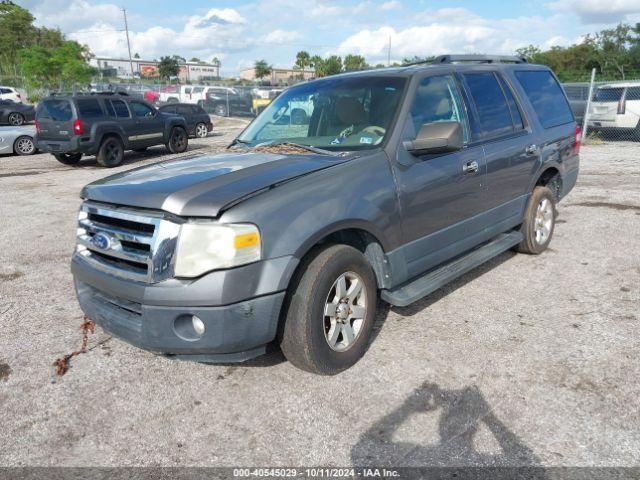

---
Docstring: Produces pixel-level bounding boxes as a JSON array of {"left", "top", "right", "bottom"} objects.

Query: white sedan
[{"left": 0, "top": 125, "right": 37, "bottom": 156}]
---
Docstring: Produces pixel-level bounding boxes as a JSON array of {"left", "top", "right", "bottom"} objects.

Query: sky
[{"left": 18, "top": 0, "right": 640, "bottom": 76}]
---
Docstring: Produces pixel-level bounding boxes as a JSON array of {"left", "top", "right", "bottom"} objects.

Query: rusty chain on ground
[{"left": 52, "top": 316, "right": 95, "bottom": 376}]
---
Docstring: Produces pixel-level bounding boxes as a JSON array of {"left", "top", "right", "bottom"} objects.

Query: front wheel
[
  {"left": 516, "top": 185, "right": 556, "bottom": 254},
  {"left": 279, "top": 244, "right": 377, "bottom": 375},
  {"left": 53, "top": 152, "right": 82, "bottom": 165},
  {"left": 166, "top": 126, "right": 188, "bottom": 153}
]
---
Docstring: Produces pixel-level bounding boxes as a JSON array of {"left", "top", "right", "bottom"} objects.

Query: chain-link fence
[{"left": 563, "top": 73, "right": 640, "bottom": 143}]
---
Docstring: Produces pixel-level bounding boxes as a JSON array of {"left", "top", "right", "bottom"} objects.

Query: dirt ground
[{"left": 0, "top": 122, "right": 638, "bottom": 469}]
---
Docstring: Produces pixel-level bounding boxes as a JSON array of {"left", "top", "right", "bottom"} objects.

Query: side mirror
[{"left": 404, "top": 121, "right": 463, "bottom": 156}]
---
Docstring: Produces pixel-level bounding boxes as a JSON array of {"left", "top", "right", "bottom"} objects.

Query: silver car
[{"left": 0, "top": 125, "right": 37, "bottom": 156}]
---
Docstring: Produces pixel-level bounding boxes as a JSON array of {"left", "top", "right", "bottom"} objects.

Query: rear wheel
[
  {"left": 13, "top": 136, "right": 35, "bottom": 155},
  {"left": 195, "top": 122, "right": 208, "bottom": 138},
  {"left": 214, "top": 103, "right": 228, "bottom": 117},
  {"left": 166, "top": 126, "right": 188, "bottom": 153},
  {"left": 516, "top": 186, "right": 556, "bottom": 254},
  {"left": 279, "top": 244, "right": 377, "bottom": 375},
  {"left": 53, "top": 152, "right": 82, "bottom": 165},
  {"left": 8, "top": 112, "right": 24, "bottom": 126},
  {"left": 96, "top": 136, "right": 124, "bottom": 167}
]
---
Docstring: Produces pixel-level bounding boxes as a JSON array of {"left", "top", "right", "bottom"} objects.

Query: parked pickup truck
[
  {"left": 35, "top": 93, "right": 189, "bottom": 167},
  {"left": 71, "top": 55, "right": 580, "bottom": 374}
]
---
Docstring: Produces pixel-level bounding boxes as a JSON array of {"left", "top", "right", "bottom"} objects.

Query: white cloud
[
  {"left": 546, "top": 0, "right": 640, "bottom": 24},
  {"left": 262, "top": 29, "right": 301, "bottom": 44},
  {"left": 381, "top": 1, "right": 401, "bottom": 11},
  {"left": 336, "top": 7, "right": 572, "bottom": 64},
  {"left": 309, "top": 3, "right": 344, "bottom": 18}
]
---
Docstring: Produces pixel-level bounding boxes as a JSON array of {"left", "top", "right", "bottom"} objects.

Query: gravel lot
[{"left": 0, "top": 121, "right": 638, "bottom": 469}]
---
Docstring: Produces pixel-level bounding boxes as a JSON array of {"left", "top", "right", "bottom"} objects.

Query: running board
[{"left": 381, "top": 231, "right": 523, "bottom": 307}]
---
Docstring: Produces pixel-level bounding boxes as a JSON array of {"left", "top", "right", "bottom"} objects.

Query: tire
[
  {"left": 53, "top": 152, "right": 82, "bottom": 165},
  {"left": 13, "top": 135, "right": 35, "bottom": 155},
  {"left": 195, "top": 122, "right": 208, "bottom": 138},
  {"left": 516, "top": 186, "right": 556, "bottom": 254},
  {"left": 8, "top": 112, "right": 24, "bottom": 126},
  {"left": 214, "top": 103, "right": 228, "bottom": 117},
  {"left": 279, "top": 244, "right": 377, "bottom": 375},
  {"left": 166, "top": 126, "right": 188, "bottom": 153},
  {"left": 133, "top": 147, "right": 147, "bottom": 153},
  {"left": 96, "top": 136, "right": 124, "bottom": 168}
]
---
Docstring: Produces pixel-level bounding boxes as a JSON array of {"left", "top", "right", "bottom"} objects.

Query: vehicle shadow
[
  {"left": 370, "top": 249, "right": 516, "bottom": 343},
  {"left": 74, "top": 144, "right": 213, "bottom": 169},
  {"left": 351, "top": 381, "right": 548, "bottom": 476}
]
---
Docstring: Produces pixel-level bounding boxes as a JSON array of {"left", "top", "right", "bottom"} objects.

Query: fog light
[{"left": 192, "top": 315, "right": 205, "bottom": 336}]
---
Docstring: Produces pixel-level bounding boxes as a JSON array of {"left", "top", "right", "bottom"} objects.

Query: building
[
  {"left": 239, "top": 67, "right": 314, "bottom": 85},
  {"left": 89, "top": 57, "right": 221, "bottom": 82}
]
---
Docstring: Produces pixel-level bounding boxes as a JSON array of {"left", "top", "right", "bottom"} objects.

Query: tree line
[{"left": 0, "top": 1, "right": 95, "bottom": 90}]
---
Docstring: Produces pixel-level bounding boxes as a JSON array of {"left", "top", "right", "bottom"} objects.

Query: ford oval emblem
[{"left": 92, "top": 232, "right": 111, "bottom": 250}]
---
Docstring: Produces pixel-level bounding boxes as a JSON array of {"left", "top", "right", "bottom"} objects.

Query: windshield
[{"left": 238, "top": 76, "right": 406, "bottom": 150}]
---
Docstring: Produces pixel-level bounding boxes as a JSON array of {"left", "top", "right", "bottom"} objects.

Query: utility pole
[
  {"left": 122, "top": 8, "right": 134, "bottom": 78},
  {"left": 387, "top": 36, "right": 391, "bottom": 67}
]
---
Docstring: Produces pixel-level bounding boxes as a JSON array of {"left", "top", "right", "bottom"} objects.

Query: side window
[
  {"left": 514, "top": 70, "right": 574, "bottom": 128},
  {"left": 110, "top": 100, "right": 130, "bottom": 118},
  {"left": 461, "top": 72, "right": 514, "bottom": 139},
  {"left": 160, "top": 105, "right": 176, "bottom": 114},
  {"left": 177, "top": 105, "right": 192, "bottom": 116},
  {"left": 104, "top": 100, "right": 116, "bottom": 117},
  {"left": 130, "top": 102, "right": 154, "bottom": 118},
  {"left": 76, "top": 99, "right": 104, "bottom": 119},
  {"left": 497, "top": 75, "right": 525, "bottom": 130},
  {"left": 627, "top": 87, "right": 640, "bottom": 102},
  {"left": 409, "top": 75, "right": 469, "bottom": 143}
]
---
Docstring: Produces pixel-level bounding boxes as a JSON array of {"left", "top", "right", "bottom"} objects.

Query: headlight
[{"left": 174, "top": 223, "right": 261, "bottom": 278}]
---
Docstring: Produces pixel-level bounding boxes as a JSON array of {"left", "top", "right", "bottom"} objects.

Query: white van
[{"left": 588, "top": 82, "right": 640, "bottom": 138}]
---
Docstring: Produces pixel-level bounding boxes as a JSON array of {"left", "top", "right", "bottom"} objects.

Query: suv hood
[{"left": 81, "top": 151, "right": 352, "bottom": 217}]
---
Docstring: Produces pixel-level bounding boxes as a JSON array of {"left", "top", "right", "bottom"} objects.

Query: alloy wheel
[
  {"left": 195, "top": 123, "right": 208, "bottom": 138},
  {"left": 534, "top": 198, "right": 553, "bottom": 245},
  {"left": 8, "top": 113, "right": 24, "bottom": 126},
  {"left": 323, "top": 271, "right": 367, "bottom": 352},
  {"left": 15, "top": 137, "right": 34, "bottom": 155}
]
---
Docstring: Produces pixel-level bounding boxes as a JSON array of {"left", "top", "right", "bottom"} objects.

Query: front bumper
[{"left": 72, "top": 254, "right": 297, "bottom": 361}]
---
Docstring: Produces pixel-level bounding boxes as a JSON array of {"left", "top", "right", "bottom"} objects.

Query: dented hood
[{"left": 81, "top": 151, "right": 351, "bottom": 217}]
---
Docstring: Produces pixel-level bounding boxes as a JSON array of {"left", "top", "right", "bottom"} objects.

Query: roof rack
[{"left": 433, "top": 54, "right": 527, "bottom": 64}]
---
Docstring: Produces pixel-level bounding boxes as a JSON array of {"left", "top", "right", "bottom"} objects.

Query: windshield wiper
[
  {"left": 228, "top": 138, "right": 250, "bottom": 148},
  {"left": 258, "top": 141, "right": 341, "bottom": 156}
]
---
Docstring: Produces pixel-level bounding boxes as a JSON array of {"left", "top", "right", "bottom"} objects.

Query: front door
[
  {"left": 128, "top": 101, "right": 164, "bottom": 147},
  {"left": 393, "top": 74, "right": 487, "bottom": 278}
]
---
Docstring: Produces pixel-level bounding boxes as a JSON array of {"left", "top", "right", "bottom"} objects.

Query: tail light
[
  {"left": 73, "top": 119, "right": 83, "bottom": 135},
  {"left": 572, "top": 125, "right": 581, "bottom": 155},
  {"left": 16, "top": 93, "right": 21, "bottom": 100},
  {"left": 34, "top": 119, "right": 39, "bottom": 134}
]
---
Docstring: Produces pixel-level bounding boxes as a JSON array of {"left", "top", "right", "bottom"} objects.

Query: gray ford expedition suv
[
  {"left": 35, "top": 93, "right": 189, "bottom": 167},
  {"left": 71, "top": 55, "right": 580, "bottom": 374}
]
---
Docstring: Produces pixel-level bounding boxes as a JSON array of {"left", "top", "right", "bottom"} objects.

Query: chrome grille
[{"left": 76, "top": 202, "right": 181, "bottom": 283}]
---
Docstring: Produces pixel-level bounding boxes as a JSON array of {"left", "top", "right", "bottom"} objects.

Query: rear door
[
  {"left": 459, "top": 70, "right": 535, "bottom": 219},
  {"left": 36, "top": 99, "right": 75, "bottom": 140},
  {"left": 176, "top": 104, "right": 195, "bottom": 133},
  {"left": 128, "top": 101, "right": 164, "bottom": 146}
]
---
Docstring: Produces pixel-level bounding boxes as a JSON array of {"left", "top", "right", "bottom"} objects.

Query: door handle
[
  {"left": 463, "top": 160, "right": 479, "bottom": 173},
  {"left": 525, "top": 144, "right": 538, "bottom": 155}
]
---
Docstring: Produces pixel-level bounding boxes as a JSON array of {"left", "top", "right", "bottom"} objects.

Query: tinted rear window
[
  {"left": 497, "top": 75, "right": 525, "bottom": 130},
  {"left": 38, "top": 99, "right": 73, "bottom": 121},
  {"left": 177, "top": 105, "right": 193, "bottom": 115},
  {"left": 627, "top": 87, "right": 640, "bottom": 101},
  {"left": 76, "top": 99, "right": 104, "bottom": 119},
  {"left": 462, "top": 72, "right": 514, "bottom": 139},
  {"left": 514, "top": 70, "right": 574, "bottom": 129},
  {"left": 594, "top": 87, "right": 624, "bottom": 102}
]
